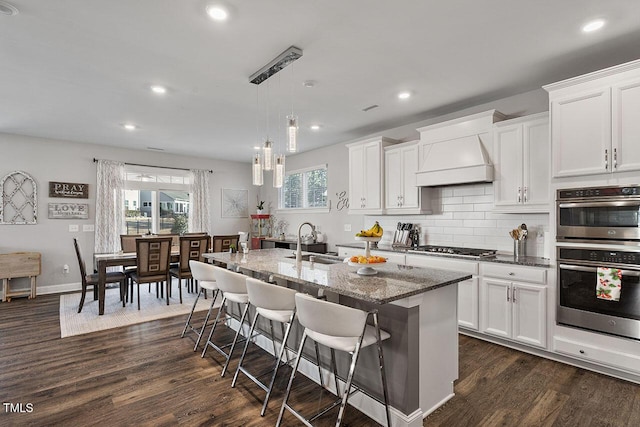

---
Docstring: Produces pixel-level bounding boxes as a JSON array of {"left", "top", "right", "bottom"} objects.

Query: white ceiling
[{"left": 2, "top": 0, "right": 640, "bottom": 163}]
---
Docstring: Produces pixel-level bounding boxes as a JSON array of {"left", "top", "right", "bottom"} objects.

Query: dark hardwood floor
[{"left": 1, "top": 294, "right": 639, "bottom": 426}]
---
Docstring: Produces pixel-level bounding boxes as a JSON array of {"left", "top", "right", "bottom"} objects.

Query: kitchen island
[{"left": 204, "top": 248, "right": 471, "bottom": 427}]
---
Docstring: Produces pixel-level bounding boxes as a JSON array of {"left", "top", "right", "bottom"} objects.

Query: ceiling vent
[
  {"left": 0, "top": 1, "right": 19, "bottom": 16},
  {"left": 362, "top": 104, "right": 379, "bottom": 112}
]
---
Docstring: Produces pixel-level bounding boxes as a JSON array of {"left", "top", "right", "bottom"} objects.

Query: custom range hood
[{"left": 415, "top": 110, "right": 505, "bottom": 187}]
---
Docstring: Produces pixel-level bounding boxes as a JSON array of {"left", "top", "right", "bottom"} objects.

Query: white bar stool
[
  {"left": 277, "top": 293, "right": 392, "bottom": 427},
  {"left": 231, "top": 277, "right": 298, "bottom": 416},
  {"left": 200, "top": 265, "right": 250, "bottom": 377},
  {"left": 182, "top": 260, "right": 220, "bottom": 351}
]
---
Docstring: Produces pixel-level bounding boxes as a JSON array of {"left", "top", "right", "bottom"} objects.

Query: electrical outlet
[
  {"left": 344, "top": 224, "right": 352, "bottom": 232},
  {"left": 63, "top": 264, "right": 69, "bottom": 274},
  {"left": 83, "top": 224, "right": 94, "bottom": 232},
  {"left": 68, "top": 224, "right": 79, "bottom": 232}
]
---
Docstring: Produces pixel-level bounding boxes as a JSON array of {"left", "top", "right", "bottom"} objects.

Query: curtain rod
[{"left": 92, "top": 158, "right": 213, "bottom": 173}]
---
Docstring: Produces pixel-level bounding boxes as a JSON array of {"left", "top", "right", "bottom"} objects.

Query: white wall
[
  {"left": 0, "top": 133, "right": 256, "bottom": 295},
  {"left": 259, "top": 88, "right": 550, "bottom": 255}
]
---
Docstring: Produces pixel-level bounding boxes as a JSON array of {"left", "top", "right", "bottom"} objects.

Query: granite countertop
[
  {"left": 203, "top": 248, "right": 471, "bottom": 305},
  {"left": 336, "top": 242, "right": 553, "bottom": 268}
]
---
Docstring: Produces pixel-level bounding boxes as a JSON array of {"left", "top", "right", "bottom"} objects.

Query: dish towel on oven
[{"left": 596, "top": 267, "right": 622, "bottom": 301}]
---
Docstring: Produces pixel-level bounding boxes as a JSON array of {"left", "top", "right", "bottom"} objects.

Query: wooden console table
[{"left": 0, "top": 252, "right": 41, "bottom": 302}]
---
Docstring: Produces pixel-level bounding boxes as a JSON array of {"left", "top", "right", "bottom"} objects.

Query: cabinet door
[
  {"left": 400, "top": 145, "right": 420, "bottom": 209},
  {"left": 480, "top": 278, "right": 511, "bottom": 339},
  {"left": 348, "top": 144, "right": 365, "bottom": 210},
  {"left": 512, "top": 282, "right": 547, "bottom": 348},
  {"left": 458, "top": 277, "right": 479, "bottom": 330},
  {"left": 551, "top": 88, "right": 611, "bottom": 177},
  {"left": 612, "top": 78, "right": 640, "bottom": 173},
  {"left": 385, "top": 148, "right": 402, "bottom": 209},
  {"left": 493, "top": 124, "right": 523, "bottom": 209},
  {"left": 362, "top": 141, "right": 382, "bottom": 210},
  {"left": 522, "top": 118, "right": 550, "bottom": 210}
]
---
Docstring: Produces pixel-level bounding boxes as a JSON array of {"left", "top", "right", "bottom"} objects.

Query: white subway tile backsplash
[
  {"left": 382, "top": 182, "right": 549, "bottom": 256},
  {"left": 463, "top": 194, "right": 494, "bottom": 204},
  {"left": 442, "top": 204, "right": 474, "bottom": 212},
  {"left": 463, "top": 219, "right": 497, "bottom": 228},
  {"left": 441, "top": 196, "right": 464, "bottom": 205},
  {"left": 453, "top": 211, "right": 485, "bottom": 220},
  {"left": 453, "top": 186, "right": 486, "bottom": 196}
]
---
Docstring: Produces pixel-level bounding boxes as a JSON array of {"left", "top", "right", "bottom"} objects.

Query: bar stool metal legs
[
  {"left": 200, "top": 294, "right": 250, "bottom": 377},
  {"left": 277, "top": 293, "right": 392, "bottom": 427},
  {"left": 231, "top": 277, "right": 299, "bottom": 416}
]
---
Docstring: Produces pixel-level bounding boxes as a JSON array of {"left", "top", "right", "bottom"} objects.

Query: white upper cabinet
[
  {"left": 493, "top": 113, "right": 550, "bottom": 212},
  {"left": 612, "top": 78, "right": 640, "bottom": 173},
  {"left": 384, "top": 141, "right": 431, "bottom": 214},
  {"left": 544, "top": 59, "right": 640, "bottom": 178},
  {"left": 347, "top": 137, "right": 397, "bottom": 214}
]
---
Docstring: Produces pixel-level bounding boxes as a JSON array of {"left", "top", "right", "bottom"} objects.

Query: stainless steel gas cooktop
[{"left": 410, "top": 245, "right": 497, "bottom": 259}]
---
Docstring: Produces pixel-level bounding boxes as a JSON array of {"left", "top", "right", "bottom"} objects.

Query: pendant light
[
  {"left": 286, "top": 115, "right": 298, "bottom": 153},
  {"left": 286, "top": 63, "right": 298, "bottom": 153},
  {"left": 252, "top": 152, "right": 263, "bottom": 186},
  {"left": 262, "top": 140, "right": 273, "bottom": 171},
  {"left": 273, "top": 154, "right": 285, "bottom": 188}
]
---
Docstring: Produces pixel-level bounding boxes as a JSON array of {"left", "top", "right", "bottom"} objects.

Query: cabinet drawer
[
  {"left": 406, "top": 254, "right": 478, "bottom": 275},
  {"left": 480, "top": 263, "right": 546, "bottom": 284},
  {"left": 554, "top": 336, "right": 640, "bottom": 374}
]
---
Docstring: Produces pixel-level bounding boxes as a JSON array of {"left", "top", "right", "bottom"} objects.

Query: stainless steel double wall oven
[{"left": 556, "top": 185, "right": 640, "bottom": 340}]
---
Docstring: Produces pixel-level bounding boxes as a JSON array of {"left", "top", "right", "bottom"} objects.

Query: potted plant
[{"left": 256, "top": 200, "right": 265, "bottom": 214}]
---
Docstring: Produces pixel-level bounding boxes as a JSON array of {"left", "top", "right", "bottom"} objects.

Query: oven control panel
[
  {"left": 559, "top": 247, "right": 640, "bottom": 265},
  {"left": 558, "top": 185, "right": 640, "bottom": 200}
]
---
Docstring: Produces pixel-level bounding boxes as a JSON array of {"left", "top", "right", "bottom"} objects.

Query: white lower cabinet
[
  {"left": 480, "top": 264, "right": 547, "bottom": 348},
  {"left": 553, "top": 336, "right": 640, "bottom": 374},
  {"left": 406, "top": 254, "right": 479, "bottom": 331}
]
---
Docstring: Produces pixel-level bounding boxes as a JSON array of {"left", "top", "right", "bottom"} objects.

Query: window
[
  {"left": 123, "top": 166, "right": 190, "bottom": 235},
  {"left": 279, "top": 165, "right": 328, "bottom": 211}
]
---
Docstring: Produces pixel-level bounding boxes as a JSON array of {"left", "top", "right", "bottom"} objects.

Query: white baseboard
[{"left": 1, "top": 281, "right": 82, "bottom": 301}]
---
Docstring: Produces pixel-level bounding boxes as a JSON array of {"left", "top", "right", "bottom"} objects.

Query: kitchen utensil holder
[{"left": 514, "top": 240, "right": 526, "bottom": 258}]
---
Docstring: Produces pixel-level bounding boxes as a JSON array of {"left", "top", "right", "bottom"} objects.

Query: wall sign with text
[
  {"left": 49, "top": 181, "right": 89, "bottom": 199},
  {"left": 48, "top": 203, "right": 89, "bottom": 219}
]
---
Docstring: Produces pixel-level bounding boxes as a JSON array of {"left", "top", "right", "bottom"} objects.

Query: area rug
[{"left": 59, "top": 285, "right": 219, "bottom": 338}]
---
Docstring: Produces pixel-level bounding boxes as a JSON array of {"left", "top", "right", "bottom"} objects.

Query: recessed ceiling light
[
  {"left": 206, "top": 4, "right": 229, "bottom": 21},
  {"left": 150, "top": 85, "right": 167, "bottom": 95},
  {"left": 302, "top": 80, "right": 316, "bottom": 88},
  {"left": 310, "top": 124, "right": 321, "bottom": 131},
  {"left": 582, "top": 19, "right": 605, "bottom": 33},
  {"left": 123, "top": 123, "right": 138, "bottom": 131},
  {"left": 253, "top": 146, "right": 261, "bottom": 150},
  {"left": 398, "top": 91, "right": 412, "bottom": 100},
  {"left": 0, "top": 1, "right": 19, "bottom": 16}
]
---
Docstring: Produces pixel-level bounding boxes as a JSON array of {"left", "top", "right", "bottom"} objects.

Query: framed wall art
[
  {"left": 221, "top": 188, "right": 248, "bottom": 218},
  {"left": 48, "top": 202, "right": 89, "bottom": 219}
]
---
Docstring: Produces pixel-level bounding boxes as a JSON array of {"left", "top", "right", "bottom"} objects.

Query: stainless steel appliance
[
  {"left": 557, "top": 185, "right": 640, "bottom": 243},
  {"left": 557, "top": 246, "right": 640, "bottom": 340},
  {"left": 410, "top": 245, "right": 496, "bottom": 259}
]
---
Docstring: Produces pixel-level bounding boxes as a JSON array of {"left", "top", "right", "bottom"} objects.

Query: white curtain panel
[
  {"left": 189, "top": 169, "right": 211, "bottom": 234},
  {"left": 95, "top": 160, "right": 125, "bottom": 253}
]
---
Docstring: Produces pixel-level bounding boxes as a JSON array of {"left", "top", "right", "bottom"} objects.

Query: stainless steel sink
[{"left": 285, "top": 254, "right": 340, "bottom": 264}]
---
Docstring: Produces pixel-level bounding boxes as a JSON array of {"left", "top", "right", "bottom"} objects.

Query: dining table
[{"left": 93, "top": 248, "right": 179, "bottom": 315}]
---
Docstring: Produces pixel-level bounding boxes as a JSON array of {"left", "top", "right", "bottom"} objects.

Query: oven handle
[
  {"left": 558, "top": 201, "right": 640, "bottom": 208},
  {"left": 559, "top": 263, "right": 640, "bottom": 277}
]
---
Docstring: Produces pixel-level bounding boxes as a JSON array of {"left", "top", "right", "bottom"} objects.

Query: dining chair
[
  {"left": 120, "top": 234, "right": 142, "bottom": 253},
  {"left": 73, "top": 238, "right": 127, "bottom": 313},
  {"left": 170, "top": 235, "right": 211, "bottom": 298},
  {"left": 120, "top": 234, "right": 143, "bottom": 301},
  {"left": 277, "top": 293, "right": 392, "bottom": 427},
  {"left": 128, "top": 237, "right": 173, "bottom": 309},
  {"left": 211, "top": 235, "right": 240, "bottom": 253}
]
